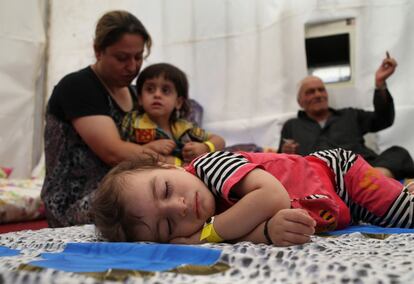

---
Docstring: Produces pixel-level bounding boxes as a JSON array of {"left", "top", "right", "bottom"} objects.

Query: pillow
[{"left": 0, "top": 167, "right": 13, "bottom": 178}]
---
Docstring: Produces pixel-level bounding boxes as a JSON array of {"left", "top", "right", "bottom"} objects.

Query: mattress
[{"left": 0, "top": 224, "right": 413, "bottom": 283}]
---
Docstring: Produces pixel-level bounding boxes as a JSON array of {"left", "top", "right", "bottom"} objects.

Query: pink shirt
[{"left": 186, "top": 151, "right": 352, "bottom": 229}]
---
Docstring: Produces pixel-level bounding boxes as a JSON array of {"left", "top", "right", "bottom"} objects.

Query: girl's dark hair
[
  {"left": 94, "top": 10, "right": 152, "bottom": 57},
  {"left": 92, "top": 154, "right": 164, "bottom": 242},
  {"left": 136, "top": 63, "right": 190, "bottom": 120}
]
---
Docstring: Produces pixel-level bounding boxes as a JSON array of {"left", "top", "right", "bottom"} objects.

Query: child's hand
[
  {"left": 182, "top": 142, "right": 209, "bottom": 162},
  {"left": 406, "top": 182, "right": 414, "bottom": 194},
  {"left": 267, "top": 208, "right": 316, "bottom": 246},
  {"left": 143, "top": 139, "right": 176, "bottom": 155}
]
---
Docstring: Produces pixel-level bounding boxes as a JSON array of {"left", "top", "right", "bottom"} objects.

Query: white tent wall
[
  {"left": 0, "top": 0, "right": 46, "bottom": 178},
  {"left": 1, "top": 0, "right": 413, "bottom": 177}
]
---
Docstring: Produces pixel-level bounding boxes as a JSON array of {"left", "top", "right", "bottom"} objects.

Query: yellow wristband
[
  {"left": 174, "top": 157, "right": 183, "bottom": 167},
  {"left": 200, "top": 216, "right": 223, "bottom": 243},
  {"left": 204, "top": 141, "right": 215, "bottom": 152}
]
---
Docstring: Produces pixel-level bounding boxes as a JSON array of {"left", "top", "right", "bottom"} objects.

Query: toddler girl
[
  {"left": 122, "top": 63, "right": 225, "bottom": 165},
  {"left": 93, "top": 148, "right": 414, "bottom": 246}
]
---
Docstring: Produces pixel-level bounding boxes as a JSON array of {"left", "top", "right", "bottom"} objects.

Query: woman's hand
[
  {"left": 143, "top": 139, "right": 176, "bottom": 155},
  {"left": 182, "top": 142, "right": 209, "bottom": 162},
  {"left": 267, "top": 208, "right": 316, "bottom": 246}
]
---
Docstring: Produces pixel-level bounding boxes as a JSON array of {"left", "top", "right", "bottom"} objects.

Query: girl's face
[
  {"left": 139, "top": 76, "right": 183, "bottom": 123},
  {"left": 95, "top": 33, "right": 145, "bottom": 88},
  {"left": 121, "top": 167, "right": 216, "bottom": 243}
]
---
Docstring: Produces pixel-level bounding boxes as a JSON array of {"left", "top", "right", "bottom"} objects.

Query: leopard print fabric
[
  {"left": 41, "top": 89, "right": 131, "bottom": 227},
  {"left": 0, "top": 226, "right": 413, "bottom": 283}
]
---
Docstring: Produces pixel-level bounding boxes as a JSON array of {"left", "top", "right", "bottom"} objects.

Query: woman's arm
[{"left": 73, "top": 115, "right": 157, "bottom": 166}]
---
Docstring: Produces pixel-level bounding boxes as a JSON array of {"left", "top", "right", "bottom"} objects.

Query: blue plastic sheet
[
  {"left": 324, "top": 225, "right": 414, "bottom": 236},
  {"left": 0, "top": 245, "right": 20, "bottom": 257},
  {"left": 30, "top": 242, "right": 222, "bottom": 272}
]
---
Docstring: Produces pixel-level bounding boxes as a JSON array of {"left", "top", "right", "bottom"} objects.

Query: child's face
[
  {"left": 122, "top": 167, "right": 215, "bottom": 242},
  {"left": 139, "top": 76, "right": 183, "bottom": 121}
]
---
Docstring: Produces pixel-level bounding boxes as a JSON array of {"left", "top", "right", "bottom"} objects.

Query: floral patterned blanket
[{"left": 0, "top": 178, "right": 44, "bottom": 223}]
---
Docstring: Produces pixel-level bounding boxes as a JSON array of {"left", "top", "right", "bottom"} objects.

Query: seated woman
[{"left": 41, "top": 10, "right": 154, "bottom": 227}]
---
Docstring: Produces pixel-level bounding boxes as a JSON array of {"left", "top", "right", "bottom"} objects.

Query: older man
[{"left": 278, "top": 54, "right": 414, "bottom": 180}]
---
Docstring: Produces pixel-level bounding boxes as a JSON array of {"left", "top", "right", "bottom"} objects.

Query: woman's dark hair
[
  {"left": 94, "top": 10, "right": 152, "bottom": 57},
  {"left": 136, "top": 63, "right": 190, "bottom": 120}
]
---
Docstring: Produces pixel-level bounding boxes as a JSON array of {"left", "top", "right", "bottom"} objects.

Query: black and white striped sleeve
[{"left": 192, "top": 151, "right": 259, "bottom": 200}]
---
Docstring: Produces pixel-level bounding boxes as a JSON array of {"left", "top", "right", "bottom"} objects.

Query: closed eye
[
  {"left": 165, "top": 181, "right": 171, "bottom": 198},
  {"left": 165, "top": 182, "right": 173, "bottom": 236},
  {"left": 167, "top": 218, "right": 172, "bottom": 235}
]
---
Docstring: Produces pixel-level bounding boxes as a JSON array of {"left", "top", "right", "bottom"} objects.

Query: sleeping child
[{"left": 92, "top": 148, "right": 414, "bottom": 246}]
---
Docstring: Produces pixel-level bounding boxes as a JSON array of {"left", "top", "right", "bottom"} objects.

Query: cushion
[
  {"left": 0, "top": 178, "right": 44, "bottom": 224},
  {"left": 0, "top": 167, "right": 13, "bottom": 178}
]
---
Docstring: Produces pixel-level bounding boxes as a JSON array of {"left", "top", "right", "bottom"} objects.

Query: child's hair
[
  {"left": 92, "top": 154, "right": 164, "bottom": 242},
  {"left": 136, "top": 63, "right": 190, "bottom": 120}
]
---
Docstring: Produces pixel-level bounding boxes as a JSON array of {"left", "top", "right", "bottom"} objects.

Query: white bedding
[{"left": 0, "top": 225, "right": 413, "bottom": 283}]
